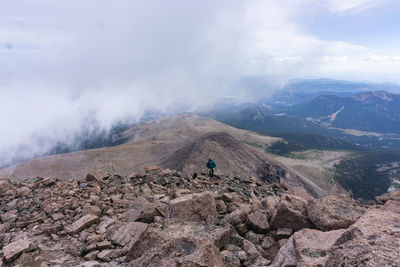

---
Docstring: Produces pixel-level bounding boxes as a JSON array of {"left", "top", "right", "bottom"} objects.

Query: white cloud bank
[{"left": 0, "top": 0, "right": 399, "bottom": 166}]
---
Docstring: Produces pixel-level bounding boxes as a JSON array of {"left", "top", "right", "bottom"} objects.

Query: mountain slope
[
  {"left": 269, "top": 79, "right": 400, "bottom": 107},
  {"left": 287, "top": 90, "right": 400, "bottom": 134},
  {"left": 0, "top": 114, "right": 337, "bottom": 197},
  {"left": 162, "top": 132, "right": 285, "bottom": 183}
]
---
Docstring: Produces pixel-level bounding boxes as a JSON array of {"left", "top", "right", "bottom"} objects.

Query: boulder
[
  {"left": 226, "top": 209, "right": 247, "bottom": 226},
  {"left": 245, "top": 231, "right": 263, "bottom": 245},
  {"left": 84, "top": 251, "right": 99, "bottom": 261},
  {"left": 383, "top": 200, "right": 400, "bottom": 213},
  {"left": 0, "top": 223, "right": 10, "bottom": 234},
  {"left": 96, "top": 249, "right": 122, "bottom": 262},
  {"left": 167, "top": 191, "right": 217, "bottom": 221},
  {"left": 375, "top": 190, "right": 400, "bottom": 204},
  {"left": 160, "top": 168, "right": 172, "bottom": 176},
  {"left": 145, "top": 166, "right": 162, "bottom": 173},
  {"left": 0, "top": 180, "right": 15, "bottom": 196},
  {"left": 242, "top": 239, "right": 269, "bottom": 266},
  {"left": 215, "top": 200, "right": 227, "bottom": 213},
  {"left": 66, "top": 215, "right": 99, "bottom": 234},
  {"left": 97, "top": 217, "right": 116, "bottom": 235},
  {"left": 261, "top": 236, "right": 279, "bottom": 261},
  {"left": 270, "top": 228, "right": 345, "bottom": 267},
  {"left": 3, "top": 239, "right": 36, "bottom": 261},
  {"left": 326, "top": 207, "right": 400, "bottom": 266},
  {"left": 39, "top": 177, "right": 56, "bottom": 187},
  {"left": 86, "top": 241, "right": 112, "bottom": 252},
  {"left": 86, "top": 170, "right": 110, "bottom": 182},
  {"left": 83, "top": 205, "right": 102, "bottom": 216},
  {"left": 127, "top": 220, "right": 228, "bottom": 267},
  {"left": 86, "top": 234, "right": 104, "bottom": 245},
  {"left": 270, "top": 194, "right": 312, "bottom": 230},
  {"left": 261, "top": 196, "right": 280, "bottom": 220},
  {"left": 124, "top": 197, "right": 157, "bottom": 223},
  {"left": 235, "top": 223, "right": 248, "bottom": 236},
  {"left": 108, "top": 222, "right": 148, "bottom": 247},
  {"left": 246, "top": 210, "right": 269, "bottom": 234},
  {"left": 16, "top": 186, "right": 32, "bottom": 197},
  {"left": 286, "top": 185, "right": 314, "bottom": 201},
  {"left": 220, "top": 193, "right": 234, "bottom": 203},
  {"left": 307, "top": 194, "right": 366, "bottom": 231},
  {"left": 1, "top": 210, "right": 18, "bottom": 224},
  {"left": 249, "top": 192, "right": 262, "bottom": 209}
]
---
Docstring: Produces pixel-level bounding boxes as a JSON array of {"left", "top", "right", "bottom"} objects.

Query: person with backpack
[{"left": 206, "top": 159, "right": 216, "bottom": 178}]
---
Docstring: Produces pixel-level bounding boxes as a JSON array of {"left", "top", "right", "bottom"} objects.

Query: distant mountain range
[
  {"left": 204, "top": 80, "right": 400, "bottom": 200},
  {"left": 269, "top": 78, "right": 400, "bottom": 108},
  {"left": 286, "top": 90, "right": 400, "bottom": 134}
]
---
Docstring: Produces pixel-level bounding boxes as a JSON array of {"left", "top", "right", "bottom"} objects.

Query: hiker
[{"left": 206, "top": 159, "right": 216, "bottom": 178}]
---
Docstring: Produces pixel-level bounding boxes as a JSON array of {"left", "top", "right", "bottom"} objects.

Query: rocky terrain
[{"left": 1, "top": 166, "right": 399, "bottom": 266}]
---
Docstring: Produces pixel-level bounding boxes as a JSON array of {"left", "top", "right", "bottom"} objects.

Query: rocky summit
[{"left": 0, "top": 167, "right": 399, "bottom": 266}]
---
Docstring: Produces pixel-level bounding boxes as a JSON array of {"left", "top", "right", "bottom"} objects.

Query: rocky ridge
[{"left": 0, "top": 167, "right": 399, "bottom": 266}]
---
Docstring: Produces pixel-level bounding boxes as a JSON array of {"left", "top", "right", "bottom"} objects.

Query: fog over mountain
[{"left": 1, "top": 0, "right": 400, "bottom": 166}]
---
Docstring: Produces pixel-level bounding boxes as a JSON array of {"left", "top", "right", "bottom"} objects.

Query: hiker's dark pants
[{"left": 209, "top": 168, "right": 214, "bottom": 177}]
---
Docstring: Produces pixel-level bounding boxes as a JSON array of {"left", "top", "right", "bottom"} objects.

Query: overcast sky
[{"left": 1, "top": 0, "right": 400, "bottom": 165}]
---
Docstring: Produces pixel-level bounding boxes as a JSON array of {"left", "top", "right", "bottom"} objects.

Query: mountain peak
[{"left": 351, "top": 90, "right": 395, "bottom": 103}]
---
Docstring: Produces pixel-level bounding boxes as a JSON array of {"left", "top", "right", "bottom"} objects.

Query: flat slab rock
[
  {"left": 270, "top": 228, "right": 345, "bottom": 267},
  {"left": 307, "top": 194, "right": 366, "bottom": 231},
  {"left": 66, "top": 215, "right": 100, "bottom": 234},
  {"left": 86, "top": 170, "right": 110, "bottom": 182},
  {"left": 124, "top": 197, "right": 157, "bottom": 223},
  {"left": 108, "top": 221, "right": 148, "bottom": 247},
  {"left": 127, "top": 219, "right": 231, "bottom": 267},
  {"left": 326, "top": 206, "right": 400, "bottom": 266},
  {"left": 375, "top": 190, "right": 400, "bottom": 204},
  {"left": 167, "top": 191, "right": 218, "bottom": 221},
  {"left": 3, "top": 239, "right": 37, "bottom": 261}
]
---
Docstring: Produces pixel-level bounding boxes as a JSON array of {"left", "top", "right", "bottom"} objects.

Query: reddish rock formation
[
  {"left": 3, "top": 239, "right": 36, "bottom": 261},
  {"left": 375, "top": 190, "right": 400, "bottom": 204},
  {"left": 270, "top": 228, "right": 345, "bottom": 266},
  {"left": 326, "top": 206, "right": 400, "bottom": 266},
  {"left": 124, "top": 197, "right": 157, "bottom": 223},
  {"left": 166, "top": 191, "right": 218, "bottom": 221},
  {"left": 270, "top": 194, "right": 313, "bottom": 230},
  {"left": 0, "top": 167, "right": 398, "bottom": 267},
  {"left": 127, "top": 220, "right": 230, "bottom": 267},
  {"left": 307, "top": 194, "right": 366, "bottom": 231},
  {"left": 246, "top": 210, "right": 269, "bottom": 234}
]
